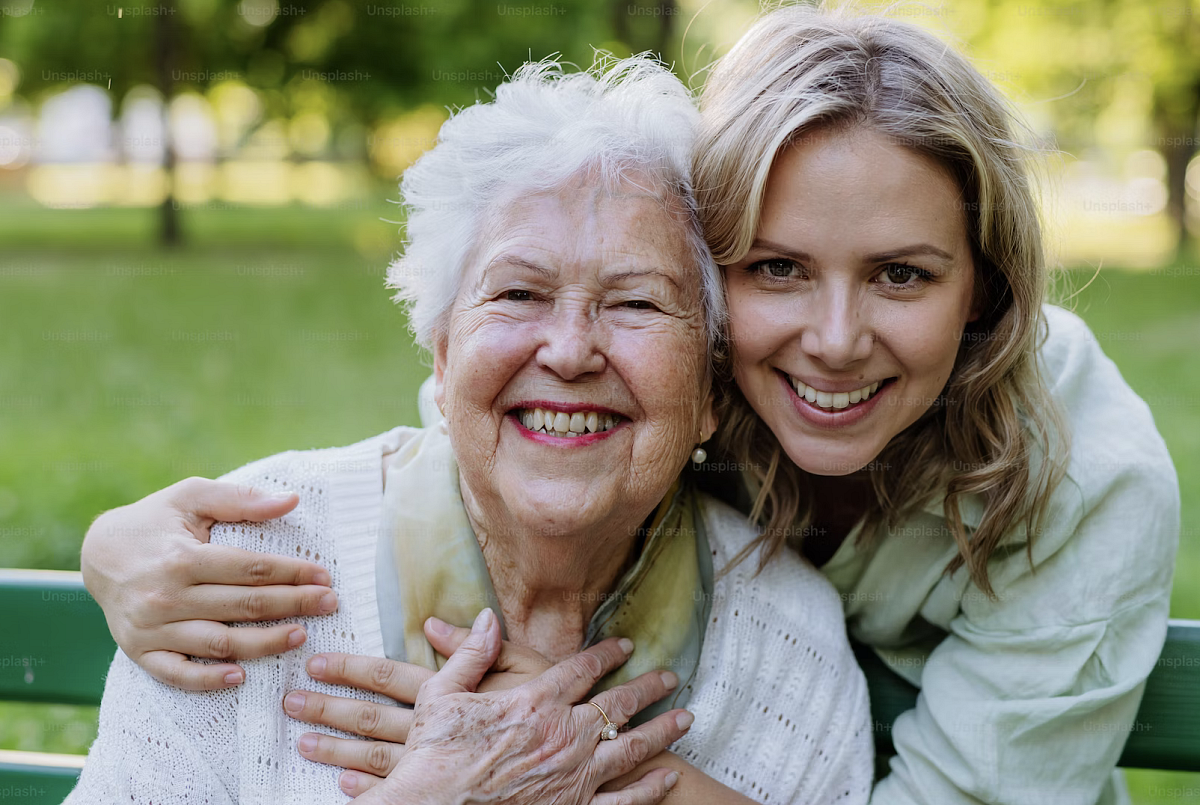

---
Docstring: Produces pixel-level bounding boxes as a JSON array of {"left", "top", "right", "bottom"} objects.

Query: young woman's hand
[
  {"left": 81, "top": 477, "right": 340, "bottom": 690},
  {"left": 288, "top": 611, "right": 688, "bottom": 804}
]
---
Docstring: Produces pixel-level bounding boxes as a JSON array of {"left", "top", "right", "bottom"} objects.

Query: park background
[{"left": 1, "top": 0, "right": 1198, "bottom": 800}]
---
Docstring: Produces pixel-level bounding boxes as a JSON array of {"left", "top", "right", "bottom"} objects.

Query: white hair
[{"left": 386, "top": 55, "right": 725, "bottom": 360}]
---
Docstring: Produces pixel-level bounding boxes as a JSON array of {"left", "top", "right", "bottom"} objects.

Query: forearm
[{"left": 604, "top": 752, "right": 759, "bottom": 805}]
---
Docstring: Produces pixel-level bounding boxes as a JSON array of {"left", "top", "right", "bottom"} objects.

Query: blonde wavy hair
[{"left": 695, "top": 4, "right": 1067, "bottom": 595}]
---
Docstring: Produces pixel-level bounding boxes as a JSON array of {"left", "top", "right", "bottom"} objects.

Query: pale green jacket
[{"left": 825, "top": 305, "right": 1179, "bottom": 804}]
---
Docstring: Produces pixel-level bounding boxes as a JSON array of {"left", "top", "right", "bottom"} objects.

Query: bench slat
[
  {"left": 0, "top": 570, "right": 115, "bottom": 706},
  {"left": 2, "top": 571, "right": 1198, "bottom": 782},
  {"left": 855, "top": 620, "right": 1200, "bottom": 772}
]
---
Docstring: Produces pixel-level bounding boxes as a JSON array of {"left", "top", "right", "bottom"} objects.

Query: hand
[
  {"left": 82, "top": 476, "right": 341, "bottom": 690},
  {"left": 285, "top": 615, "right": 555, "bottom": 792},
  {"left": 291, "top": 612, "right": 689, "bottom": 804}
]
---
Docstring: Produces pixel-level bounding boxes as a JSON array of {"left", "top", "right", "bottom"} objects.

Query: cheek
[
  {"left": 883, "top": 305, "right": 966, "bottom": 392},
  {"left": 445, "top": 322, "right": 536, "bottom": 405},
  {"left": 614, "top": 327, "right": 708, "bottom": 431}
]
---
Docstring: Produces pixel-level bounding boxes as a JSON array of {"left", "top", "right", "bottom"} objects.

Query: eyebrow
[
  {"left": 484, "top": 256, "right": 682, "bottom": 290},
  {"left": 484, "top": 255, "right": 556, "bottom": 278},
  {"left": 602, "top": 269, "right": 682, "bottom": 291},
  {"left": 748, "top": 238, "right": 956, "bottom": 265}
]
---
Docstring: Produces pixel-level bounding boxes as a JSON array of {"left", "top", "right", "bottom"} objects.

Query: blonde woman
[{"left": 80, "top": 5, "right": 1178, "bottom": 804}]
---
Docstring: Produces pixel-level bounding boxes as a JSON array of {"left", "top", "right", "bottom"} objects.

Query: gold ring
[{"left": 588, "top": 701, "right": 620, "bottom": 741}]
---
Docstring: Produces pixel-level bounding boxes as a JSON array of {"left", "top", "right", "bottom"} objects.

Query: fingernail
[
  {"left": 473, "top": 608, "right": 494, "bottom": 634},
  {"left": 308, "top": 656, "right": 326, "bottom": 677},
  {"left": 660, "top": 670, "right": 678, "bottom": 691},
  {"left": 675, "top": 711, "right": 694, "bottom": 731},
  {"left": 287, "top": 629, "right": 306, "bottom": 649},
  {"left": 665, "top": 771, "right": 680, "bottom": 790},
  {"left": 426, "top": 616, "right": 453, "bottom": 637},
  {"left": 283, "top": 691, "right": 306, "bottom": 714},
  {"left": 319, "top": 591, "right": 338, "bottom": 613},
  {"left": 223, "top": 670, "right": 244, "bottom": 685},
  {"left": 312, "top": 570, "right": 332, "bottom": 586},
  {"left": 618, "top": 637, "right": 634, "bottom": 655},
  {"left": 298, "top": 733, "right": 317, "bottom": 753},
  {"left": 266, "top": 490, "right": 297, "bottom": 501},
  {"left": 339, "top": 771, "right": 358, "bottom": 792}
]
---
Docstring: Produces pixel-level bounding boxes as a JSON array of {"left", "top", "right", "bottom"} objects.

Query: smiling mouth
[
  {"left": 782, "top": 372, "right": 896, "bottom": 411},
  {"left": 513, "top": 407, "right": 624, "bottom": 438}
]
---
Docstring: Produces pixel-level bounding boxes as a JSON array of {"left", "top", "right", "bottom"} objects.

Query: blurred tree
[
  {"left": 962, "top": 0, "right": 1200, "bottom": 258},
  {"left": 0, "top": 0, "right": 680, "bottom": 245}
]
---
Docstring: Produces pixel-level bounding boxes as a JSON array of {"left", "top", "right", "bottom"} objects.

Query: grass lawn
[{"left": 1, "top": 202, "right": 1197, "bottom": 801}]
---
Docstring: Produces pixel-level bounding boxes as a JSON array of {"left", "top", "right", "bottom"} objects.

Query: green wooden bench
[{"left": 2, "top": 568, "right": 1198, "bottom": 803}]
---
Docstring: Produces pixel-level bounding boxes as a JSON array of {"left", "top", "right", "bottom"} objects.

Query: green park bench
[{"left": 1, "top": 567, "right": 1199, "bottom": 803}]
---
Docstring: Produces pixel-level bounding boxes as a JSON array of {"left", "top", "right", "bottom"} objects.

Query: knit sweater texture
[{"left": 66, "top": 426, "right": 873, "bottom": 804}]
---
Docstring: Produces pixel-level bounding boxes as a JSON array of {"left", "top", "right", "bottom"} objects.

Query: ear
[
  {"left": 966, "top": 260, "right": 984, "bottom": 323},
  {"left": 433, "top": 336, "right": 449, "bottom": 413},
  {"left": 698, "top": 390, "right": 718, "bottom": 444}
]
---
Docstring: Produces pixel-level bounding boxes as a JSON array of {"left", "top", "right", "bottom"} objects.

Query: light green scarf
[{"left": 376, "top": 426, "right": 712, "bottom": 723}]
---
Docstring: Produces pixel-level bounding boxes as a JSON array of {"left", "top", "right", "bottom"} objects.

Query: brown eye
[
  {"left": 881, "top": 263, "right": 931, "bottom": 284},
  {"left": 505, "top": 290, "right": 533, "bottom": 301},
  {"left": 765, "top": 259, "right": 795, "bottom": 278},
  {"left": 748, "top": 258, "right": 797, "bottom": 279}
]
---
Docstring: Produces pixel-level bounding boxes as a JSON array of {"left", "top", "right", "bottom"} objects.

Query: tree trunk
[{"left": 154, "top": 0, "right": 181, "bottom": 247}]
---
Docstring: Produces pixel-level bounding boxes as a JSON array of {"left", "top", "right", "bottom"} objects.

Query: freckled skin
[
  {"left": 432, "top": 173, "right": 717, "bottom": 663},
  {"left": 725, "top": 126, "right": 979, "bottom": 478}
]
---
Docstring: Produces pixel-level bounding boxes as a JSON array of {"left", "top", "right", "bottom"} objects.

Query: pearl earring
[{"left": 691, "top": 446, "right": 707, "bottom": 465}]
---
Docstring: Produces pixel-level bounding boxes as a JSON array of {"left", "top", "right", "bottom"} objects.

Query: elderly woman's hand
[
  {"left": 290, "top": 611, "right": 688, "bottom": 804},
  {"left": 81, "top": 477, "right": 340, "bottom": 690},
  {"left": 285, "top": 616, "right": 554, "bottom": 790}
]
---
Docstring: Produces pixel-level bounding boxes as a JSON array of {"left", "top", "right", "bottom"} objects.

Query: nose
[
  {"left": 536, "top": 305, "right": 606, "bottom": 380},
  {"left": 799, "top": 283, "right": 873, "bottom": 369}
]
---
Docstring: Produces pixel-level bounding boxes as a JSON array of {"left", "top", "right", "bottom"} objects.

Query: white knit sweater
[{"left": 67, "top": 427, "right": 873, "bottom": 804}]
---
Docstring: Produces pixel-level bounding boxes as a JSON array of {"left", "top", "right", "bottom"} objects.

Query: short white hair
[{"left": 387, "top": 55, "right": 725, "bottom": 359}]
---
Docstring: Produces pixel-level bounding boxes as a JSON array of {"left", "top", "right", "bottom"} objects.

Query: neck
[{"left": 462, "top": 488, "right": 647, "bottom": 663}]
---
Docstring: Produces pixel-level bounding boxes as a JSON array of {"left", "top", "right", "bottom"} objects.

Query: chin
[
  {"left": 504, "top": 481, "right": 614, "bottom": 536},
  {"left": 783, "top": 438, "right": 885, "bottom": 477}
]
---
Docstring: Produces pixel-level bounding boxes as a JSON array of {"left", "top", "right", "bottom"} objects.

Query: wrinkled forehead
[{"left": 470, "top": 169, "right": 700, "bottom": 283}]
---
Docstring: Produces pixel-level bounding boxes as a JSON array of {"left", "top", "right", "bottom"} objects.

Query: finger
[
  {"left": 177, "top": 583, "right": 339, "bottom": 622},
  {"left": 594, "top": 710, "right": 694, "bottom": 783},
  {"left": 586, "top": 670, "right": 678, "bottom": 726},
  {"left": 526, "top": 637, "right": 634, "bottom": 703},
  {"left": 136, "top": 650, "right": 247, "bottom": 691},
  {"left": 161, "top": 620, "right": 308, "bottom": 660},
  {"left": 282, "top": 689, "right": 413, "bottom": 742},
  {"left": 297, "top": 732, "right": 405, "bottom": 778},
  {"left": 337, "top": 769, "right": 385, "bottom": 799},
  {"left": 425, "top": 617, "right": 551, "bottom": 674},
  {"left": 593, "top": 768, "right": 681, "bottom": 805},
  {"left": 169, "top": 477, "right": 300, "bottom": 538},
  {"left": 307, "top": 653, "right": 433, "bottom": 703},
  {"left": 190, "top": 543, "right": 333, "bottom": 588},
  {"left": 419, "top": 608, "right": 501, "bottom": 698}
]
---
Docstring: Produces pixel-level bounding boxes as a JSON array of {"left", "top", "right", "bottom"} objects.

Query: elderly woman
[{"left": 66, "top": 58, "right": 872, "bottom": 805}]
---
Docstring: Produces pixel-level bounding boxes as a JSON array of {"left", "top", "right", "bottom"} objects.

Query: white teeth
[
  {"left": 789, "top": 376, "right": 884, "bottom": 411},
  {"left": 516, "top": 407, "right": 621, "bottom": 437}
]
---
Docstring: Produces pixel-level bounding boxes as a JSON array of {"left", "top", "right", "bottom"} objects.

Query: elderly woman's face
[{"left": 434, "top": 173, "right": 715, "bottom": 537}]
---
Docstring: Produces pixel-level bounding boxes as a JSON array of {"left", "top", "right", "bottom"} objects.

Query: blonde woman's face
[{"left": 724, "top": 126, "right": 978, "bottom": 476}]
